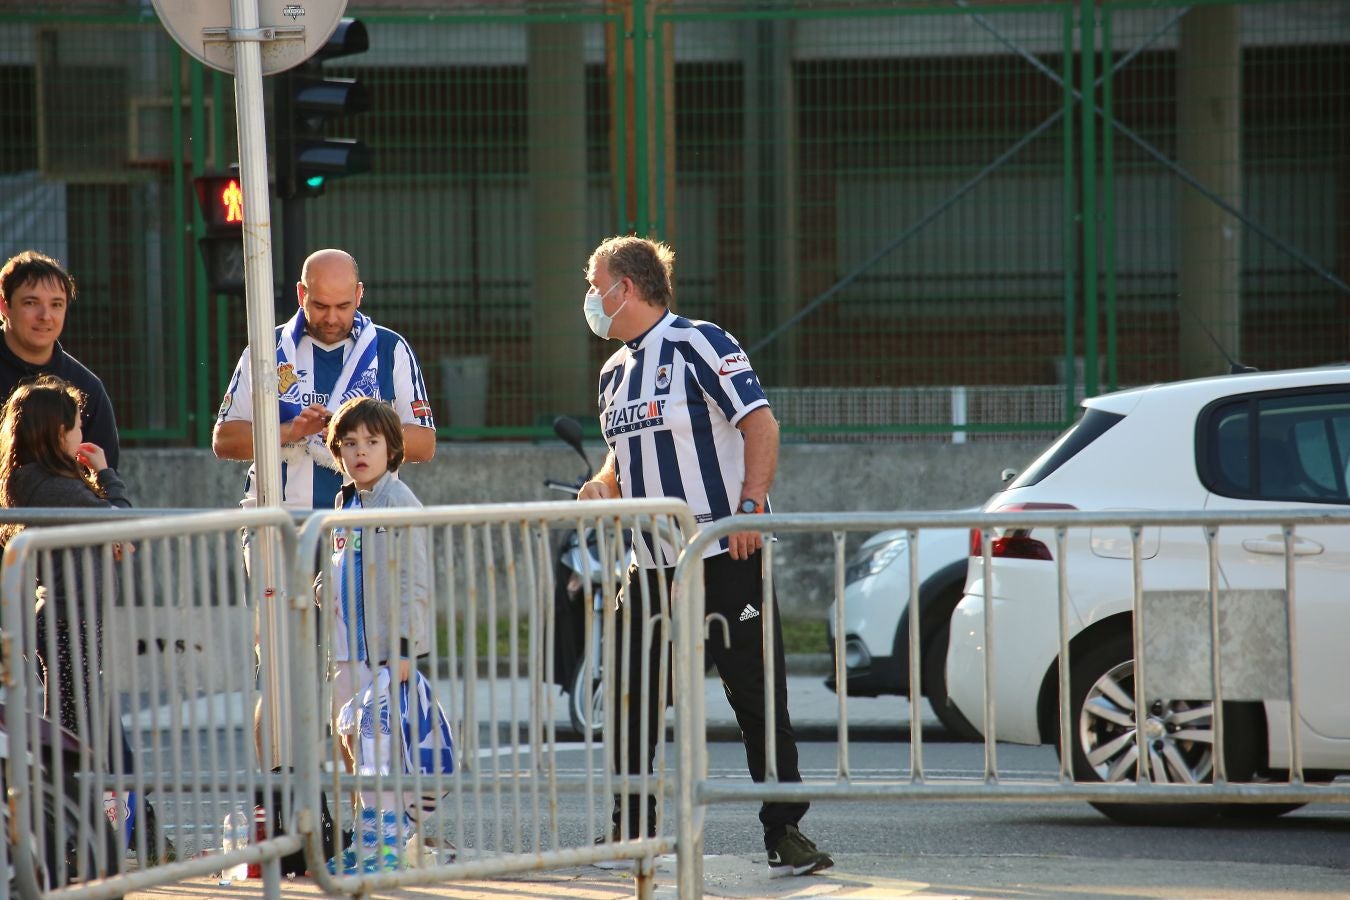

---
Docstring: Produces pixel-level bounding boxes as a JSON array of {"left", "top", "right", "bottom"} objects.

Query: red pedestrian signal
[
  {"left": 221, "top": 179, "right": 244, "bottom": 224},
  {"left": 193, "top": 171, "right": 245, "bottom": 295}
]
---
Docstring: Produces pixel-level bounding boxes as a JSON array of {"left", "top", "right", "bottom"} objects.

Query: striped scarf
[
  {"left": 337, "top": 667, "right": 456, "bottom": 778},
  {"left": 275, "top": 308, "right": 380, "bottom": 471}
]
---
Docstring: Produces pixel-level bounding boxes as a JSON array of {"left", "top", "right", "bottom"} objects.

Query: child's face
[
  {"left": 61, "top": 418, "right": 83, "bottom": 461},
  {"left": 338, "top": 422, "right": 389, "bottom": 492}
]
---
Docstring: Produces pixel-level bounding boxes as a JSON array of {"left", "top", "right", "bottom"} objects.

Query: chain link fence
[{"left": 0, "top": 1, "right": 1345, "bottom": 442}]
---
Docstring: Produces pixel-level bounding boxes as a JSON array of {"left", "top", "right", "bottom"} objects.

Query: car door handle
[{"left": 1241, "top": 536, "right": 1323, "bottom": 556}]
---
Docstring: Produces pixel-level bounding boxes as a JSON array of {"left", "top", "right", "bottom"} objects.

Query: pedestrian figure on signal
[
  {"left": 577, "top": 235, "right": 833, "bottom": 877},
  {"left": 0, "top": 250, "right": 121, "bottom": 468}
]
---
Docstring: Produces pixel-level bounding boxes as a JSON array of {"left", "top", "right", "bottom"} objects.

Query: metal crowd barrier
[
  {"left": 13, "top": 503, "right": 1346, "bottom": 900},
  {"left": 2, "top": 508, "right": 303, "bottom": 900},
  {"left": 671, "top": 508, "right": 1350, "bottom": 899},
  {"left": 290, "top": 499, "right": 697, "bottom": 898}
]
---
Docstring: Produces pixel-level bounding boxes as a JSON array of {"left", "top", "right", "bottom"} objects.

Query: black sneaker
[
  {"left": 592, "top": 833, "right": 634, "bottom": 871},
  {"left": 592, "top": 820, "right": 656, "bottom": 870},
  {"left": 767, "top": 825, "right": 833, "bottom": 878}
]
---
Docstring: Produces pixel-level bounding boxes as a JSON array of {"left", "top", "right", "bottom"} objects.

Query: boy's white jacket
[
  {"left": 337, "top": 666, "right": 455, "bottom": 776},
  {"left": 320, "top": 470, "right": 431, "bottom": 660}
]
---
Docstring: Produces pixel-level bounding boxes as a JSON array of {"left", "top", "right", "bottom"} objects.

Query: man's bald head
[
  {"left": 297, "top": 248, "right": 363, "bottom": 344},
  {"left": 300, "top": 248, "right": 359, "bottom": 287}
]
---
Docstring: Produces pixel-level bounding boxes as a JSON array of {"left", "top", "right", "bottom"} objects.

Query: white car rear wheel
[{"left": 1066, "top": 633, "right": 1263, "bottom": 826}]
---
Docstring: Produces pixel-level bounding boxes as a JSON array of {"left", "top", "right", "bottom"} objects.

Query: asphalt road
[
  {"left": 699, "top": 741, "right": 1350, "bottom": 871},
  {"left": 113, "top": 669, "right": 1350, "bottom": 899},
  {"left": 148, "top": 738, "right": 1350, "bottom": 898}
]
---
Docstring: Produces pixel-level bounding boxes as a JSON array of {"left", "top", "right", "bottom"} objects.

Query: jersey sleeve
[
  {"left": 217, "top": 350, "right": 254, "bottom": 425},
  {"left": 390, "top": 336, "right": 435, "bottom": 429},
  {"left": 687, "top": 324, "right": 769, "bottom": 427}
]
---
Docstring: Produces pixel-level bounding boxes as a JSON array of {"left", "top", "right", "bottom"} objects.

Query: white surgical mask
[{"left": 583, "top": 280, "right": 627, "bottom": 339}]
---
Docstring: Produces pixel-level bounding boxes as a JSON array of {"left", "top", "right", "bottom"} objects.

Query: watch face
[{"left": 740, "top": 499, "right": 759, "bottom": 514}]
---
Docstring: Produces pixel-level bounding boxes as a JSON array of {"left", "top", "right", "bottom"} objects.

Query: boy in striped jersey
[{"left": 579, "top": 235, "right": 832, "bottom": 877}]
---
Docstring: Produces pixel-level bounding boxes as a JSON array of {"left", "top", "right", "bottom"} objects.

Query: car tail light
[{"left": 969, "top": 503, "right": 1077, "bottom": 561}]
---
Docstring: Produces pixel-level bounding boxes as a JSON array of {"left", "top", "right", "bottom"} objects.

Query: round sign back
[{"left": 151, "top": 0, "right": 348, "bottom": 75}]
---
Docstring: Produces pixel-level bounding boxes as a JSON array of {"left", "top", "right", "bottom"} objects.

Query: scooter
[{"left": 543, "top": 416, "right": 629, "bottom": 739}]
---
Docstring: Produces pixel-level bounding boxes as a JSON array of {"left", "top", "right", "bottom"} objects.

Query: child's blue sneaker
[
  {"left": 327, "top": 847, "right": 360, "bottom": 876},
  {"left": 328, "top": 809, "right": 403, "bottom": 874},
  {"left": 326, "top": 844, "right": 402, "bottom": 875}
]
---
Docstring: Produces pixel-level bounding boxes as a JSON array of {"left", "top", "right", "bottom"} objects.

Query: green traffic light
[{"left": 306, "top": 175, "right": 325, "bottom": 189}]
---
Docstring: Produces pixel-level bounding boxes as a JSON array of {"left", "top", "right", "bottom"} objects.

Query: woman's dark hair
[{"left": 0, "top": 377, "right": 94, "bottom": 545}]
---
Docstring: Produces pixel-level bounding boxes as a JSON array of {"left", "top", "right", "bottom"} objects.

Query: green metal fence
[{"left": 0, "top": 1, "right": 1345, "bottom": 444}]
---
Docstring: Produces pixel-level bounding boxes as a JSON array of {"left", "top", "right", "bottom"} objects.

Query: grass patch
[{"left": 780, "top": 616, "right": 826, "bottom": 655}]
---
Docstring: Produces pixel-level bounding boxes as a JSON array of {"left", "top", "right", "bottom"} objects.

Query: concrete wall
[{"left": 119, "top": 439, "right": 1047, "bottom": 614}]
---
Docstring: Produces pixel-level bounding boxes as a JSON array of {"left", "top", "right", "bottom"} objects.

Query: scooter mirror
[{"left": 553, "top": 415, "right": 584, "bottom": 450}]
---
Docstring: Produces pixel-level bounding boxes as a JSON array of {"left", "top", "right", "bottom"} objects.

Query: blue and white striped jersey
[
  {"left": 218, "top": 325, "right": 434, "bottom": 510},
  {"left": 598, "top": 310, "right": 770, "bottom": 567}
]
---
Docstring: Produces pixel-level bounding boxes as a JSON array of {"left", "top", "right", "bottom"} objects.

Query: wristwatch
[{"left": 738, "top": 498, "right": 763, "bottom": 515}]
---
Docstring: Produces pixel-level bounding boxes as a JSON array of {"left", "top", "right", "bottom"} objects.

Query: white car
[
  {"left": 827, "top": 522, "right": 980, "bottom": 740},
  {"left": 947, "top": 366, "right": 1350, "bottom": 824}
]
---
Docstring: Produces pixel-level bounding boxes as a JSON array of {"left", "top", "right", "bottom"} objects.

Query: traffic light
[
  {"left": 194, "top": 170, "right": 245, "bottom": 295},
  {"left": 276, "top": 18, "right": 371, "bottom": 200}
]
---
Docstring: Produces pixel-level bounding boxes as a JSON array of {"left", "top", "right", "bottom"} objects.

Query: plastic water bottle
[{"left": 220, "top": 806, "right": 250, "bottom": 884}]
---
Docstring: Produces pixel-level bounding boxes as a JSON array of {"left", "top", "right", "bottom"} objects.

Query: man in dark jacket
[{"left": 0, "top": 250, "right": 120, "bottom": 468}]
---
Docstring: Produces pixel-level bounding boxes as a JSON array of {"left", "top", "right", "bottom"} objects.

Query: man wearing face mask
[{"left": 577, "top": 235, "right": 832, "bottom": 878}]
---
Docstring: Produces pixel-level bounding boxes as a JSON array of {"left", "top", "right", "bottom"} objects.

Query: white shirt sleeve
[
  {"left": 217, "top": 349, "right": 254, "bottom": 424},
  {"left": 388, "top": 335, "right": 435, "bottom": 429}
]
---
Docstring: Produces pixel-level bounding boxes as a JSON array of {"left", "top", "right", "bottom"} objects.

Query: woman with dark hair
[{"left": 0, "top": 375, "right": 172, "bottom": 863}]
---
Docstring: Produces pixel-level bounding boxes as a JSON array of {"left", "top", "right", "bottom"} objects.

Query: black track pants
[{"left": 608, "top": 549, "right": 808, "bottom": 850}]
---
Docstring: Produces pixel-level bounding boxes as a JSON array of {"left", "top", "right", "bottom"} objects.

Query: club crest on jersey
[
  {"left": 655, "top": 365, "right": 671, "bottom": 390},
  {"left": 604, "top": 398, "right": 668, "bottom": 438},
  {"left": 278, "top": 363, "right": 299, "bottom": 395},
  {"left": 718, "top": 353, "right": 750, "bottom": 376}
]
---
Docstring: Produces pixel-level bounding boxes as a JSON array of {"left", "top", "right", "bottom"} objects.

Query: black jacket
[
  {"left": 10, "top": 463, "right": 132, "bottom": 624},
  {"left": 0, "top": 333, "right": 120, "bottom": 469}
]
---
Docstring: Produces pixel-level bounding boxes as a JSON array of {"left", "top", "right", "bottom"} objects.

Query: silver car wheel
[{"left": 1077, "top": 658, "right": 1216, "bottom": 784}]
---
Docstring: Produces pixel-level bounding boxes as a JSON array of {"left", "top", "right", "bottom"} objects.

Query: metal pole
[{"left": 230, "top": 0, "right": 288, "bottom": 770}]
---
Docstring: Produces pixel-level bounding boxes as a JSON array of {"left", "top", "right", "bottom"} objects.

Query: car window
[
  {"left": 1336, "top": 416, "right": 1350, "bottom": 487},
  {"left": 1292, "top": 419, "right": 1341, "bottom": 495},
  {"left": 1214, "top": 406, "right": 1250, "bottom": 493},
  {"left": 1200, "top": 388, "right": 1350, "bottom": 503},
  {"left": 1006, "top": 408, "right": 1123, "bottom": 490}
]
